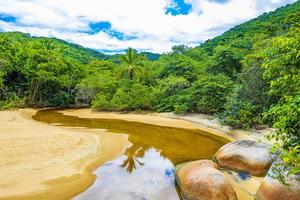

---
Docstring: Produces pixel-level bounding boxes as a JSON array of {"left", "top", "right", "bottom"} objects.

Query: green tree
[
  {"left": 266, "top": 95, "right": 300, "bottom": 147},
  {"left": 208, "top": 45, "right": 243, "bottom": 79},
  {"left": 76, "top": 60, "right": 116, "bottom": 104},
  {"left": 262, "top": 30, "right": 300, "bottom": 99},
  {"left": 171, "top": 45, "right": 190, "bottom": 55},
  {"left": 156, "top": 76, "right": 190, "bottom": 112},
  {"left": 118, "top": 48, "right": 144, "bottom": 81},
  {"left": 190, "top": 75, "right": 234, "bottom": 114},
  {"left": 160, "top": 55, "right": 201, "bottom": 82}
]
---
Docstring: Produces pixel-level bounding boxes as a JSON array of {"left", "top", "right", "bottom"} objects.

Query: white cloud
[{"left": 0, "top": 0, "right": 296, "bottom": 53}]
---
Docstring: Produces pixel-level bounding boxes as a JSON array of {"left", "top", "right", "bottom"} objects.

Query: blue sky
[{"left": 0, "top": 0, "right": 296, "bottom": 53}]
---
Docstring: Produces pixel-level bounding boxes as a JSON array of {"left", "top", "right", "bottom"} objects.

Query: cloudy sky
[{"left": 0, "top": 0, "right": 296, "bottom": 53}]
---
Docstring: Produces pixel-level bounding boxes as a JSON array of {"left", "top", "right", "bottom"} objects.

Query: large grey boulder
[
  {"left": 214, "top": 140, "right": 275, "bottom": 176},
  {"left": 175, "top": 160, "right": 237, "bottom": 200}
]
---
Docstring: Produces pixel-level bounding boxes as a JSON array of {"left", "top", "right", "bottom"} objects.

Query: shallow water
[{"left": 33, "top": 110, "right": 229, "bottom": 200}]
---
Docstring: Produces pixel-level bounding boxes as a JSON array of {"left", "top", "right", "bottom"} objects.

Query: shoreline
[
  {"left": 60, "top": 109, "right": 273, "bottom": 143},
  {"left": 0, "top": 108, "right": 271, "bottom": 199},
  {"left": 155, "top": 112, "right": 273, "bottom": 143},
  {"left": 59, "top": 109, "right": 268, "bottom": 200},
  {"left": 0, "top": 109, "right": 129, "bottom": 200}
]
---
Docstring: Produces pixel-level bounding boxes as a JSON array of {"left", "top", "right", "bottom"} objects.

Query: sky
[{"left": 0, "top": 0, "right": 296, "bottom": 54}]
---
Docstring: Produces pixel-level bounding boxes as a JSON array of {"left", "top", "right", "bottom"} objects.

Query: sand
[
  {"left": 0, "top": 109, "right": 129, "bottom": 200},
  {"left": 60, "top": 109, "right": 235, "bottom": 141},
  {"left": 60, "top": 109, "right": 268, "bottom": 200},
  {"left": 0, "top": 108, "right": 268, "bottom": 200},
  {"left": 152, "top": 112, "right": 273, "bottom": 142},
  {"left": 60, "top": 109, "right": 273, "bottom": 142}
]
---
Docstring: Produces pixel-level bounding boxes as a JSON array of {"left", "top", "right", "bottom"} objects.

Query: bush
[
  {"left": 270, "top": 145, "right": 300, "bottom": 185},
  {"left": 174, "top": 103, "right": 189, "bottom": 114},
  {"left": 155, "top": 76, "right": 190, "bottom": 112},
  {"left": 265, "top": 95, "right": 300, "bottom": 147},
  {"left": 130, "top": 84, "right": 155, "bottom": 110},
  {"left": 0, "top": 93, "right": 26, "bottom": 110},
  {"left": 91, "top": 94, "right": 111, "bottom": 111},
  {"left": 220, "top": 88, "right": 264, "bottom": 129},
  {"left": 91, "top": 83, "right": 155, "bottom": 112},
  {"left": 49, "top": 91, "right": 74, "bottom": 107},
  {"left": 190, "top": 75, "right": 234, "bottom": 114}
]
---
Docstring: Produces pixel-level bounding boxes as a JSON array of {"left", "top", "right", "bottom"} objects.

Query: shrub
[
  {"left": 190, "top": 75, "right": 234, "bottom": 114},
  {"left": 0, "top": 93, "right": 26, "bottom": 110},
  {"left": 91, "top": 94, "right": 111, "bottom": 111},
  {"left": 265, "top": 95, "right": 300, "bottom": 147},
  {"left": 221, "top": 99, "right": 263, "bottom": 129}
]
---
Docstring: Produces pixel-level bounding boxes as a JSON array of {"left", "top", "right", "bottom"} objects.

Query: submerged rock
[
  {"left": 175, "top": 160, "right": 237, "bottom": 200},
  {"left": 214, "top": 140, "right": 275, "bottom": 176}
]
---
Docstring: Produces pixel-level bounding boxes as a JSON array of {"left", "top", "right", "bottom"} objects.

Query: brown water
[{"left": 33, "top": 110, "right": 229, "bottom": 200}]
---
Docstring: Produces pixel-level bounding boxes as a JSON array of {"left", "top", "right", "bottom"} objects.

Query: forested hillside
[
  {"left": 198, "top": 0, "right": 300, "bottom": 54},
  {"left": 0, "top": 1, "right": 299, "bottom": 179}
]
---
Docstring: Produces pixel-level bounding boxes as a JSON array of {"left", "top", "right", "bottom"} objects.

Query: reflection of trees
[
  {"left": 121, "top": 144, "right": 148, "bottom": 173},
  {"left": 34, "top": 110, "right": 227, "bottom": 174}
]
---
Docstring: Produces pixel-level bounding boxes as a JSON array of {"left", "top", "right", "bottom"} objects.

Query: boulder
[
  {"left": 175, "top": 160, "right": 237, "bottom": 200},
  {"left": 214, "top": 140, "right": 275, "bottom": 176},
  {"left": 256, "top": 176, "right": 300, "bottom": 200},
  {"left": 255, "top": 160, "right": 300, "bottom": 200}
]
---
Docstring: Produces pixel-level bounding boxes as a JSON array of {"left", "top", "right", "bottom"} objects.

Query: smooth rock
[
  {"left": 256, "top": 160, "right": 300, "bottom": 200},
  {"left": 214, "top": 140, "right": 274, "bottom": 176},
  {"left": 175, "top": 160, "right": 237, "bottom": 200},
  {"left": 256, "top": 176, "right": 300, "bottom": 200}
]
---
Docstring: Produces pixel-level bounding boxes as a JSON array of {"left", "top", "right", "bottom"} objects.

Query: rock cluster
[{"left": 175, "top": 140, "right": 299, "bottom": 200}]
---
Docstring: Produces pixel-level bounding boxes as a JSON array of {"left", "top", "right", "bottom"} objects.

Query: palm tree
[{"left": 118, "top": 48, "right": 144, "bottom": 81}]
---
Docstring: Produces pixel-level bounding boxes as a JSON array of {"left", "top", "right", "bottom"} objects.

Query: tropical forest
[{"left": 0, "top": 1, "right": 299, "bottom": 200}]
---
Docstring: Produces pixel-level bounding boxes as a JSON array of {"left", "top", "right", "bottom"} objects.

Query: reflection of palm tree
[
  {"left": 121, "top": 144, "right": 148, "bottom": 173},
  {"left": 117, "top": 48, "right": 144, "bottom": 81}
]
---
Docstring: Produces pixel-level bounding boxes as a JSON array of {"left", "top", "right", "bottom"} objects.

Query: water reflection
[
  {"left": 74, "top": 148, "right": 178, "bottom": 200},
  {"left": 121, "top": 145, "right": 146, "bottom": 173},
  {"left": 33, "top": 110, "right": 228, "bottom": 165},
  {"left": 33, "top": 110, "right": 229, "bottom": 199}
]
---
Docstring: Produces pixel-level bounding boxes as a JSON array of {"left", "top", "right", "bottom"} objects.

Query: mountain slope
[
  {"left": 0, "top": 32, "right": 109, "bottom": 64},
  {"left": 196, "top": 1, "right": 300, "bottom": 54}
]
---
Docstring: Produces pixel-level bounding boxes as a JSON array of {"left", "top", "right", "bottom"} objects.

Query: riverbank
[
  {"left": 60, "top": 109, "right": 272, "bottom": 199},
  {"left": 60, "top": 109, "right": 273, "bottom": 143},
  {"left": 0, "top": 108, "right": 272, "bottom": 200},
  {"left": 155, "top": 112, "right": 274, "bottom": 142},
  {"left": 0, "top": 109, "right": 129, "bottom": 200}
]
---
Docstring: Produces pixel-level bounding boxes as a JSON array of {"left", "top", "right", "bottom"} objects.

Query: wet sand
[
  {"left": 0, "top": 109, "right": 264, "bottom": 200},
  {"left": 154, "top": 112, "right": 273, "bottom": 142},
  {"left": 0, "top": 109, "right": 129, "bottom": 200},
  {"left": 60, "top": 109, "right": 235, "bottom": 141},
  {"left": 60, "top": 109, "right": 273, "bottom": 142},
  {"left": 60, "top": 109, "right": 265, "bottom": 200}
]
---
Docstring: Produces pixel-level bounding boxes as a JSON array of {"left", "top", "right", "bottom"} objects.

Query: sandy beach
[
  {"left": 0, "top": 109, "right": 268, "bottom": 200},
  {"left": 0, "top": 109, "right": 129, "bottom": 200}
]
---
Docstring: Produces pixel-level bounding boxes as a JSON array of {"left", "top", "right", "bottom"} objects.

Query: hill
[
  {"left": 0, "top": 32, "right": 108, "bottom": 64},
  {"left": 195, "top": 1, "right": 300, "bottom": 54}
]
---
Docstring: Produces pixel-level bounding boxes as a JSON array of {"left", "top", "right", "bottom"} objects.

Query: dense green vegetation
[{"left": 0, "top": 1, "right": 299, "bottom": 180}]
